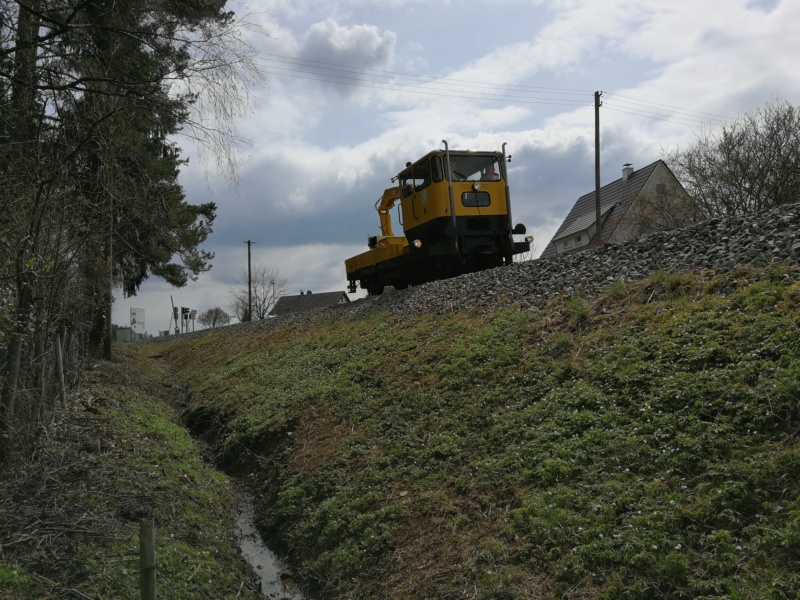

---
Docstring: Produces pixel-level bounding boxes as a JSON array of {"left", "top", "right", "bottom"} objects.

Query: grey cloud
[
  {"left": 297, "top": 19, "right": 396, "bottom": 94},
  {"left": 194, "top": 169, "right": 392, "bottom": 250}
]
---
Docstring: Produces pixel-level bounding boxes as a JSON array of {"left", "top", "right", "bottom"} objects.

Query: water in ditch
[{"left": 235, "top": 494, "right": 305, "bottom": 599}]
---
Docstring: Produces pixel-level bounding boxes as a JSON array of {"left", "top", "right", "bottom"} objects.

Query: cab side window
[
  {"left": 431, "top": 156, "right": 443, "bottom": 183},
  {"left": 413, "top": 160, "right": 432, "bottom": 192},
  {"left": 400, "top": 175, "right": 414, "bottom": 198}
]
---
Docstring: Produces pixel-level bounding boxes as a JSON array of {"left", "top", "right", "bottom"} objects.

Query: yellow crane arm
[{"left": 375, "top": 187, "right": 402, "bottom": 237}]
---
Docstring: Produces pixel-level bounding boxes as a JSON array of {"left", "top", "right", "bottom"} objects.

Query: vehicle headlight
[
  {"left": 472, "top": 182, "right": 482, "bottom": 191},
  {"left": 413, "top": 239, "right": 423, "bottom": 248}
]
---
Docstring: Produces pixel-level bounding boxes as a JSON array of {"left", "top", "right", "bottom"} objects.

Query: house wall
[
  {"left": 558, "top": 229, "right": 592, "bottom": 253},
  {"left": 608, "top": 164, "right": 696, "bottom": 244}
]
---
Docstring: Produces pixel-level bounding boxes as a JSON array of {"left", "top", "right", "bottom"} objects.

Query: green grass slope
[
  {"left": 0, "top": 349, "right": 263, "bottom": 600},
  {"left": 150, "top": 266, "right": 800, "bottom": 599}
]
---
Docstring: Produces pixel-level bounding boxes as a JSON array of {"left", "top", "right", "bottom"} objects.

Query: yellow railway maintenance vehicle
[{"left": 346, "top": 141, "right": 532, "bottom": 296}]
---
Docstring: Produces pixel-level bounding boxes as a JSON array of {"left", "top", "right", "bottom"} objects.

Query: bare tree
[
  {"left": 664, "top": 99, "right": 800, "bottom": 217},
  {"left": 228, "top": 266, "right": 289, "bottom": 321},
  {"left": 619, "top": 184, "right": 706, "bottom": 238},
  {"left": 198, "top": 307, "right": 230, "bottom": 328}
]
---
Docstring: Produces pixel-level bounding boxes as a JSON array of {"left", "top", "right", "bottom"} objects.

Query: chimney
[
  {"left": 300, "top": 290, "right": 304, "bottom": 295},
  {"left": 307, "top": 290, "right": 312, "bottom": 295},
  {"left": 622, "top": 163, "right": 634, "bottom": 182}
]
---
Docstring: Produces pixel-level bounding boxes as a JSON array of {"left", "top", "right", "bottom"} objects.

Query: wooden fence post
[{"left": 139, "top": 517, "right": 156, "bottom": 600}]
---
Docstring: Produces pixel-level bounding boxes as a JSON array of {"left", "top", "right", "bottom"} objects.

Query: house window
[
  {"left": 575, "top": 235, "right": 582, "bottom": 244},
  {"left": 564, "top": 239, "right": 572, "bottom": 249}
]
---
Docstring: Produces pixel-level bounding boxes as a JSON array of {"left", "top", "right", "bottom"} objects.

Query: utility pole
[
  {"left": 243, "top": 240, "right": 254, "bottom": 322},
  {"left": 170, "top": 296, "right": 179, "bottom": 334},
  {"left": 594, "top": 90, "right": 603, "bottom": 246}
]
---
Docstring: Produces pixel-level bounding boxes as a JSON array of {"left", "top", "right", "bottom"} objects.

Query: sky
[{"left": 112, "top": 0, "right": 800, "bottom": 334}]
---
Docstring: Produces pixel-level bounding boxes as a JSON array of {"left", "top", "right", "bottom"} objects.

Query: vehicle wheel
[{"left": 367, "top": 283, "right": 384, "bottom": 296}]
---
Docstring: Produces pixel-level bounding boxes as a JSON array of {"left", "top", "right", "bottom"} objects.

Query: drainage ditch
[
  {"left": 234, "top": 492, "right": 305, "bottom": 599},
  {"left": 176, "top": 384, "right": 307, "bottom": 598}
]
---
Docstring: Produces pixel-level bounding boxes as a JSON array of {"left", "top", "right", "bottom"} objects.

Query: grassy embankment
[
  {"left": 149, "top": 265, "right": 799, "bottom": 599},
  {"left": 146, "top": 268, "right": 800, "bottom": 598},
  {"left": 0, "top": 350, "right": 263, "bottom": 600}
]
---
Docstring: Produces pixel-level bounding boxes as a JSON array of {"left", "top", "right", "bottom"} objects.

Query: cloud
[
  {"left": 291, "top": 20, "right": 397, "bottom": 98},
  {"left": 301, "top": 19, "right": 395, "bottom": 65}
]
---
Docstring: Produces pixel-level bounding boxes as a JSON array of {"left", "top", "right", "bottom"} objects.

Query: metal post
[
  {"left": 244, "top": 240, "right": 254, "bottom": 321},
  {"left": 594, "top": 91, "right": 603, "bottom": 245},
  {"left": 139, "top": 518, "right": 156, "bottom": 600},
  {"left": 171, "top": 296, "right": 179, "bottom": 334},
  {"left": 442, "top": 140, "right": 458, "bottom": 254}
]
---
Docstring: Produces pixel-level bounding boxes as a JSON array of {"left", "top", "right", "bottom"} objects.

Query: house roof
[
  {"left": 270, "top": 291, "right": 350, "bottom": 316},
  {"left": 554, "top": 202, "right": 616, "bottom": 240},
  {"left": 540, "top": 160, "right": 664, "bottom": 259}
]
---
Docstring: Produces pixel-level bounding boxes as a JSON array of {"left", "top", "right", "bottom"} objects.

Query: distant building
[
  {"left": 540, "top": 160, "right": 696, "bottom": 258},
  {"left": 114, "top": 327, "right": 140, "bottom": 342},
  {"left": 269, "top": 290, "right": 350, "bottom": 316}
]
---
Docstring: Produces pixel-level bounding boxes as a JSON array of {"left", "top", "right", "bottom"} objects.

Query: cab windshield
[{"left": 447, "top": 155, "right": 501, "bottom": 182}]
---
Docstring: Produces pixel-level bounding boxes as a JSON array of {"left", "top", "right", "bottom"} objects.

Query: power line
[
  {"left": 258, "top": 52, "right": 594, "bottom": 96},
  {"left": 603, "top": 103, "right": 725, "bottom": 129},
  {"left": 260, "top": 66, "right": 593, "bottom": 106},
  {"left": 256, "top": 53, "right": 733, "bottom": 129},
  {"left": 604, "top": 92, "right": 732, "bottom": 121}
]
